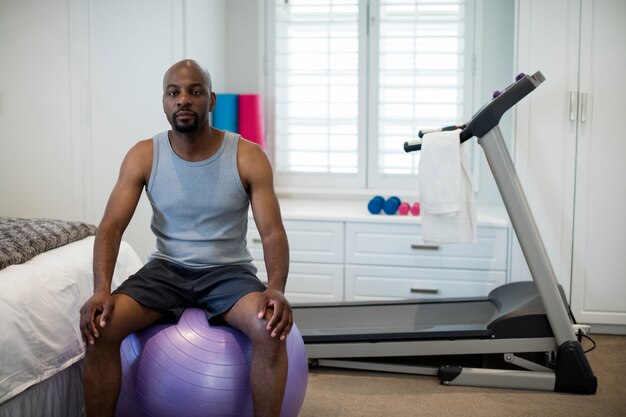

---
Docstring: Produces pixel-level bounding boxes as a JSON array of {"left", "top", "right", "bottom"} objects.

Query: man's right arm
[{"left": 79, "top": 140, "right": 152, "bottom": 345}]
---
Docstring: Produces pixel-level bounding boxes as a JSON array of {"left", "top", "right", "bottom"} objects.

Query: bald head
[
  {"left": 162, "top": 59, "right": 216, "bottom": 133},
  {"left": 163, "top": 59, "right": 212, "bottom": 93}
]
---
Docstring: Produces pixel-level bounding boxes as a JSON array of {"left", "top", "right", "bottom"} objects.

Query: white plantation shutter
[
  {"left": 271, "top": 0, "right": 471, "bottom": 189},
  {"left": 370, "top": 0, "right": 468, "bottom": 187},
  {"left": 274, "top": 0, "right": 361, "bottom": 184}
]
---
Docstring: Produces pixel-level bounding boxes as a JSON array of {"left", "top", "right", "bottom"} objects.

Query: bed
[{"left": 0, "top": 217, "right": 143, "bottom": 417}]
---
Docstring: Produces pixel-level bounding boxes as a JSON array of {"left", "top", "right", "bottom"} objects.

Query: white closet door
[
  {"left": 0, "top": 1, "right": 76, "bottom": 219},
  {"left": 570, "top": 0, "right": 626, "bottom": 325}
]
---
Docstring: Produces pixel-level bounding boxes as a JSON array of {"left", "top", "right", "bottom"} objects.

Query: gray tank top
[{"left": 146, "top": 131, "right": 253, "bottom": 269}]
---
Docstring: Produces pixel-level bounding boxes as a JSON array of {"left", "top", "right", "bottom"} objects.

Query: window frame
[{"left": 265, "top": 0, "right": 477, "bottom": 193}]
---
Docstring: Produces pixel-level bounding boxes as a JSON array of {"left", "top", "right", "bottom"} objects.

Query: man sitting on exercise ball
[{"left": 79, "top": 59, "right": 291, "bottom": 417}]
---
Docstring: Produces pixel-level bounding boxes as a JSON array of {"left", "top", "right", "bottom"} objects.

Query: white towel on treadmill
[{"left": 418, "top": 129, "right": 477, "bottom": 244}]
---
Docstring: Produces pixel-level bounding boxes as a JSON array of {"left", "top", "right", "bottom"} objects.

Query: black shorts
[{"left": 112, "top": 258, "right": 267, "bottom": 323}]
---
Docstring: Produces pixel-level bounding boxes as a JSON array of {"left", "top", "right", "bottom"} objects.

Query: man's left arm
[{"left": 241, "top": 140, "right": 292, "bottom": 340}]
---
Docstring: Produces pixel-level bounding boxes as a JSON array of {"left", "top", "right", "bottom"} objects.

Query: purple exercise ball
[{"left": 116, "top": 308, "right": 308, "bottom": 417}]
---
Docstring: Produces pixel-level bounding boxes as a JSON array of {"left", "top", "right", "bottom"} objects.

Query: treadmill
[{"left": 291, "top": 72, "right": 597, "bottom": 394}]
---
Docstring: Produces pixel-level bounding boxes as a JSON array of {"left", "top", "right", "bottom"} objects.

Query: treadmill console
[{"left": 466, "top": 71, "right": 545, "bottom": 138}]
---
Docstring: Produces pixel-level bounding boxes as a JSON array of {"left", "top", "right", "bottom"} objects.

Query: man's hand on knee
[
  {"left": 257, "top": 289, "right": 292, "bottom": 341},
  {"left": 80, "top": 292, "right": 114, "bottom": 346}
]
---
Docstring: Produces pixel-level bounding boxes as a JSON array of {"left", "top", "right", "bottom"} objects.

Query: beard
[{"left": 172, "top": 110, "right": 199, "bottom": 133}]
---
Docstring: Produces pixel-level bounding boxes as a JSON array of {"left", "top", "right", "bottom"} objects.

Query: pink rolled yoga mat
[{"left": 237, "top": 94, "right": 265, "bottom": 149}]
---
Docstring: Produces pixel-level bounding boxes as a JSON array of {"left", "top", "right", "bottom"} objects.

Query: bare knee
[
  {"left": 246, "top": 318, "right": 286, "bottom": 365},
  {"left": 222, "top": 293, "right": 287, "bottom": 365},
  {"left": 85, "top": 318, "right": 126, "bottom": 355},
  {"left": 86, "top": 295, "right": 162, "bottom": 354}
]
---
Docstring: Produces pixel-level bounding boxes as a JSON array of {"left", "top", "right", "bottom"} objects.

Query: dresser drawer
[
  {"left": 254, "top": 261, "right": 344, "bottom": 303},
  {"left": 345, "top": 265, "right": 506, "bottom": 301},
  {"left": 345, "top": 222, "right": 507, "bottom": 270},
  {"left": 248, "top": 220, "right": 344, "bottom": 264}
]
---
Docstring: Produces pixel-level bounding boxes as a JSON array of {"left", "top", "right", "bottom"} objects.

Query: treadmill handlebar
[
  {"left": 418, "top": 124, "right": 467, "bottom": 138},
  {"left": 404, "top": 71, "right": 545, "bottom": 153},
  {"left": 404, "top": 128, "right": 472, "bottom": 153}
]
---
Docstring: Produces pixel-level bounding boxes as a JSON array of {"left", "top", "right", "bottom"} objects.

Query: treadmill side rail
[
  {"left": 305, "top": 337, "right": 557, "bottom": 359},
  {"left": 438, "top": 366, "right": 556, "bottom": 391}
]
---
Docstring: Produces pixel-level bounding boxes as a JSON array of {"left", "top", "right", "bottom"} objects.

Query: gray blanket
[{"left": 0, "top": 217, "right": 97, "bottom": 270}]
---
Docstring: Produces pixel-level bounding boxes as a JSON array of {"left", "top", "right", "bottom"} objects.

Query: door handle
[
  {"left": 579, "top": 92, "right": 588, "bottom": 123},
  {"left": 410, "top": 287, "right": 440, "bottom": 295},
  {"left": 569, "top": 91, "right": 578, "bottom": 121}
]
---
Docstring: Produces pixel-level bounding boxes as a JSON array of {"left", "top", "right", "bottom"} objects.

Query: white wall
[
  {"left": 474, "top": 0, "right": 516, "bottom": 205},
  {"left": 225, "top": 0, "right": 265, "bottom": 94}
]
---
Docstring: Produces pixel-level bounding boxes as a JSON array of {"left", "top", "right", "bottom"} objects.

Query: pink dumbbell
[
  {"left": 398, "top": 202, "right": 410, "bottom": 215},
  {"left": 410, "top": 202, "right": 420, "bottom": 216}
]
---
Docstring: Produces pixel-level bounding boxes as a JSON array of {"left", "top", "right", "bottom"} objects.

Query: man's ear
[{"left": 209, "top": 92, "right": 217, "bottom": 112}]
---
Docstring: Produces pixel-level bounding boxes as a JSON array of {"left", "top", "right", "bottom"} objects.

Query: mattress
[{"left": 0, "top": 236, "right": 143, "bottom": 404}]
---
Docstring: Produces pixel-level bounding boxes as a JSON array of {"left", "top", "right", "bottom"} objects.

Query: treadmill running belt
[{"left": 293, "top": 299, "right": 498, "bottom": 343}]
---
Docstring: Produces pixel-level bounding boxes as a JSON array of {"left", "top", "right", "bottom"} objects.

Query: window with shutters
[{"left": 267, "top": 0, "right": 475, "bottom": 191}]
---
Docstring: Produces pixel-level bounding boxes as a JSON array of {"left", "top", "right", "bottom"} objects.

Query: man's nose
[{"left": 177, "top": 91, "right": 192, "bottom": 106}]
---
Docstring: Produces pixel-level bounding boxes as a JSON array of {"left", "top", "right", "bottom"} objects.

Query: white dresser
[{"left": 248, "top": 199, "right": 509, "bottom": 304}]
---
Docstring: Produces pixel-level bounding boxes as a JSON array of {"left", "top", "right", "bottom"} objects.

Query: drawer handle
[
  {"left": 410, "top": 244, "right": 440, "bottom": 251},
  {"left": 252, "top": 238, "right": 262, "bottom": 244},
  {"left": 410, "top": 287, "right": 440, "bottom": 295}
]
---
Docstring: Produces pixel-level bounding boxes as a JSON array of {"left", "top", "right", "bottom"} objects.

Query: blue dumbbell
[
  {"left": 383, "top": 196, "right": 401, "bottom": 215},
  {"left": 367, "top": 196, "right": 385, "bottom": 214}
]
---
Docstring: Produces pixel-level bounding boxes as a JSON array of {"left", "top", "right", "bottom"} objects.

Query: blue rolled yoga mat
[{"left": 212, "top": 94, "right": 238, "bottom": 132}]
